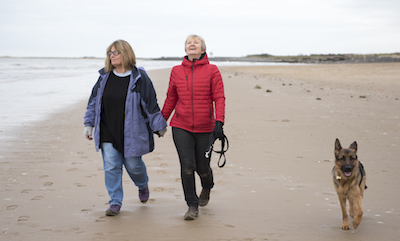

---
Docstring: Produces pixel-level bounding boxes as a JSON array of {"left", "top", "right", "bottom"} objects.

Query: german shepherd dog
[{"left": 332, "top": 139, "right": 367, "bottom": 230}]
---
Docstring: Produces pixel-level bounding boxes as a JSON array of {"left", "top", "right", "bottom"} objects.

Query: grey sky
[{"left": 1, "top": 0, "right": 399, "bottom": 58}]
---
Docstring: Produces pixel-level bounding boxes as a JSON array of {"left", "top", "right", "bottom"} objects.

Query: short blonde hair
[
  {"left": 185, "top": 34, "right": 207, "bottom": 53},
  {"left": 105, "top": 40, "right": 136, "bottom": 73}
]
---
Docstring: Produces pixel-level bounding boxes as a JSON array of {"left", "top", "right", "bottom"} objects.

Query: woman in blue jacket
[{"left": 83, "top": 40, "right": 167, "bottom": 216}]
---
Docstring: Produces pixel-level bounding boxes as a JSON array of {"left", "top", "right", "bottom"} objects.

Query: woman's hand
[
  {"left": 84, "top": 126, "right": 94, "bottom": 140},
  {"left": 154, "top": 127, "right": 167, "bottom": 137},
  {"left": 213, "top": 121, "right": 224, "bottom": 140}
]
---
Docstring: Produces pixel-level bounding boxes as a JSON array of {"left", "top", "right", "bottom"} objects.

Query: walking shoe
[
  {"left": 105, "top": 204, "right": 121, "bottom": 216},
  {"left": 184, "top": 206, "right": 199, "bottom": 220},
  {"left": 139, "top": 185, "right": 149, "bottom": 203},
  {"left": 199, "top": 188, "right": 210, "bottom": 206}
]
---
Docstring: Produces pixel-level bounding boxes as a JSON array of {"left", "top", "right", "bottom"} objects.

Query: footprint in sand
[
  {"left": 157, "top": 170, "right": 166, "bottom": 174},
  {"left": 44, "top": 182, "right": 53, "bottom": 186},
  {"left": 95, "top": 217, "right": 106, "bottom": 222},
  {"left": 80, "top": 209, "right": 93, "bottom": 214},
  {"left": 154, "top": 187, "right": 164, "bottom": 192},
  {"left": 85, "top": 174, "right": 97, "bottom": 178},
  {"left": 158, "top": 163, "right": 168, "bottom": 167},
  {"left": 75, "top": 183, "right": 87, "bottom": 187},
  {"left": 18, "top": 216, "right": 30, "bottom": 222},
  {"left": 39, "top": 175, "right": 49, "bottom": 179},
  {"left": 203, "top": 212, "right": 215, "bottom": 217},
  {"left": 21, "top": 189, "right": 33, "bottom": 193},
  {"left": 7, "top": 205, "right": 18, "bottom": 210},
  {"left": 31, "top": 196, "right": 44, "bottom": 201}
]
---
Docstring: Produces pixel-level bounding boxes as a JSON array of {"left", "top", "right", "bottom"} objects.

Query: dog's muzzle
[{"left": 341, "top": 165, "right": 354, "bottom": 177}]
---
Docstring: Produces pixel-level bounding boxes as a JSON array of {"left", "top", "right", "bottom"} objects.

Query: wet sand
[{"left": 1, "top": 63, "right": 399, "bottom": 240}]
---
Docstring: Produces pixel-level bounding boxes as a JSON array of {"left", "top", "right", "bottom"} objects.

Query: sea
[{"left": 0, "top": 57, "right": 289, "bottom": 138}]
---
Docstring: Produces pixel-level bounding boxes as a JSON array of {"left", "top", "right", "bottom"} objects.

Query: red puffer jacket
[{"left": 162, "top": 53, "right": 225, "bottom": 133}]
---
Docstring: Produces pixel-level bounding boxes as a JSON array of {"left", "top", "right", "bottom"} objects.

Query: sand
[{"left": 1, "top": 63, "right": 399, "bottom": 240}]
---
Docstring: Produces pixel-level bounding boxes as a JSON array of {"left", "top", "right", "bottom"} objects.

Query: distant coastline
[
  {"left": 2, "top": 53, "right": 400, "bottom": 64},
  {"left": 153, "top": 53, "right": 400, "bottom": 64}
]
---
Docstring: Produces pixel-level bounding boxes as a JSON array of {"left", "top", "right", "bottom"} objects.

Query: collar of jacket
[
  {"left": 183, "top": 52, "right": 209, "bottom": 67},
  {"left": 98, "top": 66, "right": 142, "bottom": 90}
]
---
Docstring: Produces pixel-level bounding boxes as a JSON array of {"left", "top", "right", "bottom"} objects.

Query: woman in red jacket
[{"left": 162, "top": 35, "right": 225, "bottom": 220}]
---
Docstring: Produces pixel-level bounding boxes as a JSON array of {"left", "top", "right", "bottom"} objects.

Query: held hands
[
  {"left": 84, "top": 126, "right": 93, "bottom": 140},
  {"left": 213, "top": 121, "right": 224, "bottom": 140},
  {"left": 154, "top": 127, "right": 167, "bottom": 137}
]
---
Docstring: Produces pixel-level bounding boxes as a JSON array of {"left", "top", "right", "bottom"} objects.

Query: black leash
[{"left": 205, "top": 133, "right": 229, "bottom": 168}]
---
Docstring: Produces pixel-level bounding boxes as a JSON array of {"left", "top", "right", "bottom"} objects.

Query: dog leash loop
[{"left": 205, "top": 134, "right": 229, "bottom": 168}]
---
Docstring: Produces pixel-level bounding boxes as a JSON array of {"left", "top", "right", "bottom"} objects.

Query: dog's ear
[
  {"left": 334, "top": 139, "right": 342, "bottom": 157},
  {"left": 335, "top": 139, "right": 342, "bottom": 151},
  {"left": 349, "top": 141, "right": 357, "bottom": 152}
]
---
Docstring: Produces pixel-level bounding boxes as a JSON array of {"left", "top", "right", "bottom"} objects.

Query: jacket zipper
[{"left": 191, "top": 61, "right": 195, "bottom": 132}]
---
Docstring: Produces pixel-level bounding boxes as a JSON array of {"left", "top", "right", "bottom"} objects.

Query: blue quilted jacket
[{"left": 84, "top": 66, "right": 167, "bottom": 158}]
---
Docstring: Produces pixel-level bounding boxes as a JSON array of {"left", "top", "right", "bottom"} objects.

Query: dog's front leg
[
  {"left": 353, "top": 195, "right": 363, "bottom": 229},
  {"left": 349, "top": 197, "right": 356, "bottom": 218},
  {"left": 339, "top": 195, "right": 350, "bottom": 230}
]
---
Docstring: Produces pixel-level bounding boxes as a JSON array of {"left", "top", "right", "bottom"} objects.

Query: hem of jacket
[{"left": 170, "top": 124, "right": 214, "bottom": 133}]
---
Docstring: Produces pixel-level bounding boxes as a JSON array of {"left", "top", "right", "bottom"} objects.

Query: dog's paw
[
  {"left": 341, "top": 222, "right": 350, "bottom": 230},
  {"left": 353, "top": 217, "right": 362, "bottom": 229}
]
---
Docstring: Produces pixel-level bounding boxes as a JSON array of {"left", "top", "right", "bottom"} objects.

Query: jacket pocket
[
  {"left": 209, "top": 101, "right": 213, "bottom": 120},
  {"left": 175, "top": 100, "right": 181, "bottom": 118}
]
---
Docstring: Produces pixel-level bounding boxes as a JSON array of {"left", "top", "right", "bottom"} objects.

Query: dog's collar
[{"left": 334, "top": 170, "right": 342, "bottom": 180}]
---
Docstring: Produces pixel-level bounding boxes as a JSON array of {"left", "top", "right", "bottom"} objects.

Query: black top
[{"left": 100, "top": 71, "right": 130, "bottom": 154}]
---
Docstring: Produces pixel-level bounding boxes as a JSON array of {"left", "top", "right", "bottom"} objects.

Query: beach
[{"left": 1, "top": 63, "right": 399, "bottom": 240}]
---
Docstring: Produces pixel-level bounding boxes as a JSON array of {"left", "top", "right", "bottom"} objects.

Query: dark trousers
[{"left": 172, "top": 127, "right": 214, "bottom": 207}]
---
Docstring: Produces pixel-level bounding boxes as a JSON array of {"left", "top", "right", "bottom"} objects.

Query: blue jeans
[
  {"left": 101, "top": 142, "right": 149, "bottom": 206},
  {"left": 172, "top": 127, "right": 214, "bottom": 207}
]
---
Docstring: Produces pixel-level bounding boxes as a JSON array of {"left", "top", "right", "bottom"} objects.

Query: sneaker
[
  {"left": 139, "top": 185, "right": 149, "bottom": 203},
  {"left": 199, "top": 188, "right": 210, "bottom": 206},
  {"left": 184, "top": 206, "right": 199, "bottom": 220},
  {"left": 105, "top": 204, "right": 121, "bottom": 216}
]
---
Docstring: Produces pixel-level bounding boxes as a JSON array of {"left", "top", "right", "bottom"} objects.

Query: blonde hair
[
  {"left": 105, "top": 40, "right": 136, "bottom": 73},
  {"left": 185, "top": 34, "right": 207, "bottom": 53}
]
